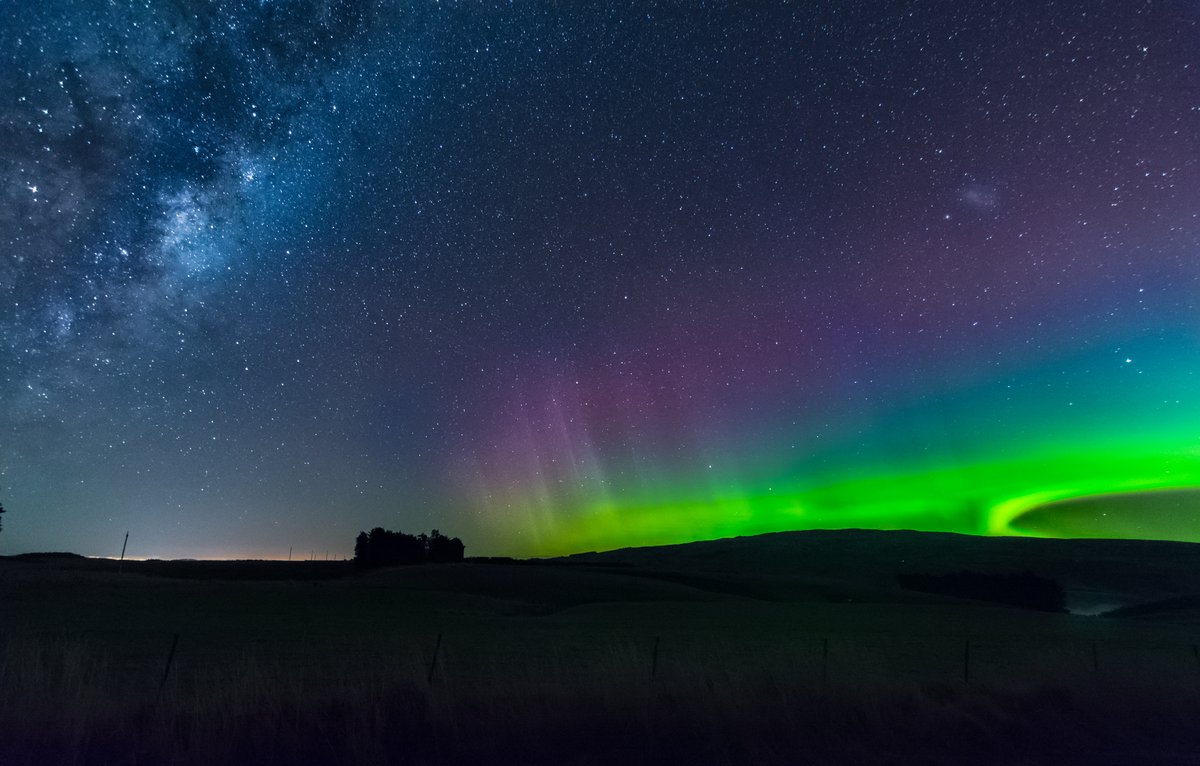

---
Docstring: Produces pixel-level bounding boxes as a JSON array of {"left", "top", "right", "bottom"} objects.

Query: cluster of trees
[
  {"left": 897, "top": 569, "right": 1066, "bottom": 613},
  {"left": 353, "top": 527, "right": 464, "bottom": 569}
]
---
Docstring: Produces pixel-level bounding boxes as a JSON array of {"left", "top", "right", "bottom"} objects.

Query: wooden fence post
[
  {"left": 159, "top": 633, "right": 180, "bottom": 693},
  {"left": 427, "top": 632, "right": 443, "bottom": 684}
]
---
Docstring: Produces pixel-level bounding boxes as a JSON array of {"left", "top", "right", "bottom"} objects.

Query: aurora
[{"left": 465, "top": 330, "right": 1200, "bottom": 556}]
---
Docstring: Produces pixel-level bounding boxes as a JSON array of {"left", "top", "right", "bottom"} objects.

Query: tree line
[{"left": 353, "top": 527, "right": 464, "bottom": 569}]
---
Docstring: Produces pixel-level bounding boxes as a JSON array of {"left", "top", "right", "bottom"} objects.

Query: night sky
[{"left": 4, "top": 1, "right": 1200, "bottom": 560}]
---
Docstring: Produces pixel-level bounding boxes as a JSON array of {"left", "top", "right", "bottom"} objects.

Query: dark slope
[{"left": 557, "top": 529, "right": 1200, "bottom": 612}]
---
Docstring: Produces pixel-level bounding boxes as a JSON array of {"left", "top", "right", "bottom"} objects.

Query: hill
[
  {"left": 557, "top": 529, "right": 1200, "bottom": 614},
  {"left": 7, "top": 528, "right": 1200, "bottom": 764},
  {"left": 9, "top": 529, "right": 1200, "bottom": 615}
]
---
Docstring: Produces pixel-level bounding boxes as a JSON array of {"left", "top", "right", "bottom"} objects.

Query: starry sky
[{"left": 3, "top": 1, "right": 1200, "bottom": 560}]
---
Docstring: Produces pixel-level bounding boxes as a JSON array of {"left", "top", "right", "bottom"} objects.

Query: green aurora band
[
  {"left": 473, "top": 335, "right": 1200, "bottom": 557},
  {"left": 501, "top": 440, "right": 1200, "bottom": 557},
  {"left": 475, "top": 364, "right": 1200, "bottom": 557},
  {"left": 489, "top": 441, "right": 1200, "bottom": 554}
]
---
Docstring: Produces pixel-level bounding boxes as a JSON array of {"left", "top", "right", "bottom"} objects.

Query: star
[{"left": 1, "top": 0, "right": 1197, "bottom": 558}]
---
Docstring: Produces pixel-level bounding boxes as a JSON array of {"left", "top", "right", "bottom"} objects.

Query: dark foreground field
[{"left": 6, "top": 530, "right": 1200, "bottom": 765}]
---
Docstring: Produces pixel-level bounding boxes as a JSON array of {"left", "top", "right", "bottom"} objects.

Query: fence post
[
  {"left": 159, "top": 633, "right": 180, "bottom": 693},
  {"left": 427, "top": 632, "right": 442, "bottom": 684}
]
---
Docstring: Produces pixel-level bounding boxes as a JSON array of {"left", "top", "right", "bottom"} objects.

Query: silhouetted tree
[
  {"left": 427, "top": 529, "right": 466, "bottom": 563},
  {"left": 354, "top": 532, "right": 369, "bottom": 566},
  {"left": 0, "top": 497, "right": 6, "bottom": 539},
  {"left": 353, "top": 527, "right": 465, "bottom": 569}
]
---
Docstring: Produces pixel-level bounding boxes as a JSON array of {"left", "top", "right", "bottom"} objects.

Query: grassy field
[{"left": 5, "top": 532, "right": 1200, "bottom": 764}]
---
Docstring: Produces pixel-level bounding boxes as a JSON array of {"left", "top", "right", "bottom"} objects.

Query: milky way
[{"left": 3, "top": 2, "right": 1200, "bottom": 558}]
